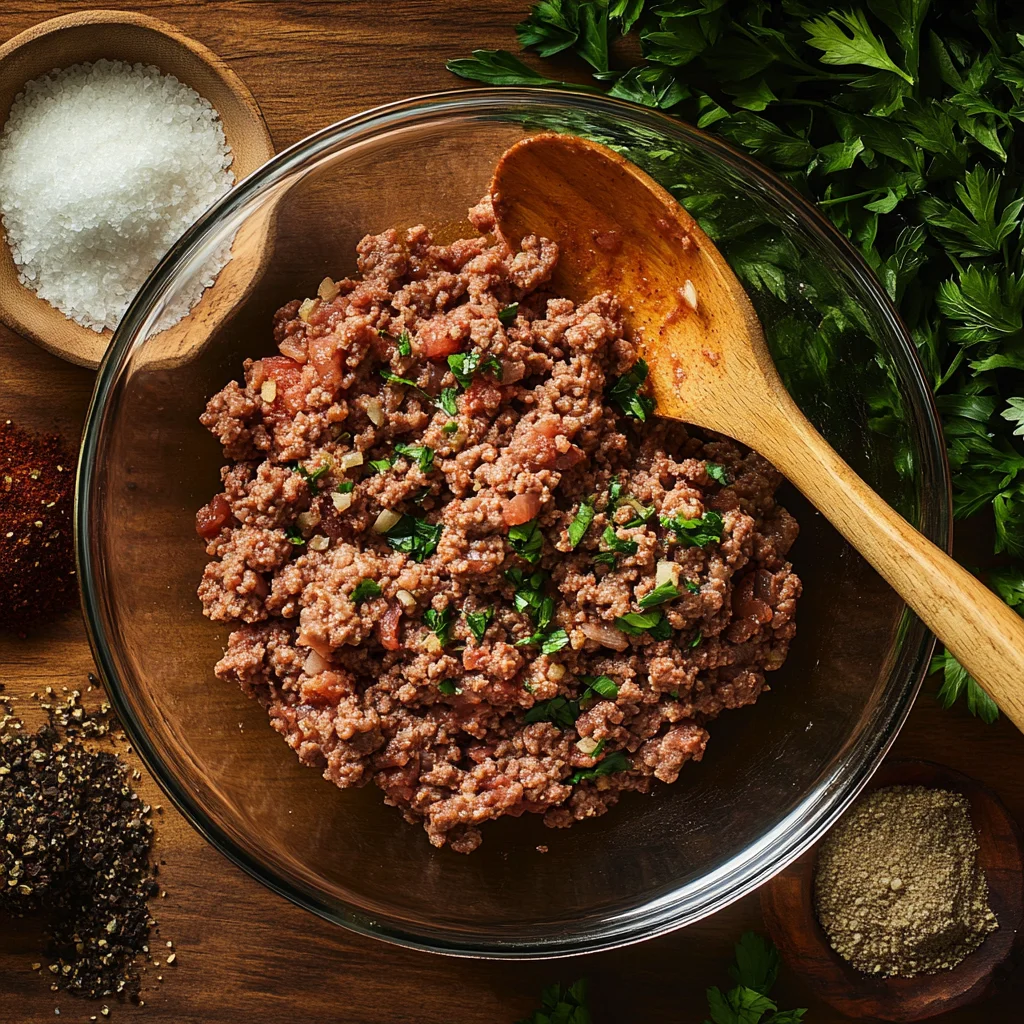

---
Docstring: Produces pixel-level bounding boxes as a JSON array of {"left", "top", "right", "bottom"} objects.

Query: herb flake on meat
[
  {"left": 379, "top": 368, "right": 421, "bottom": 389},
  {"left": 448, "top": 349, "right": 503, "bottom": 388},
  {"left": 706, "top": 462, "right": 730, "bottom": 485},
  {"left": 661, "top": 509, "right": 724, "bottom": 548},
  {"left": 336, "top": 480, "right": 354, "bottom": 494},
  {"left": 437, "top": 387, "right": 459, "bottom": 416},
  {"left": 509, "top": 518, "right": 544, "bottom": 564},
  {"left": 394, "top": 442, "right": 435, "bottom": 473},
  {"left": 396, "top": 330, "right": 412, "bottom": 357},
  {"left": 570, "top": 750, "right": 631, "bottom": 784},
  {"left": 690, "top": 629, "right": 704, "bottom": 648},
  {"left": 285, "top": 525, "right": 305, "bottom": 546},
  {"left": 383, "top": 514, "right": 443, "bottom": 561},
  {"left": 437, "top": 679, "right": 462, "bottom": 695},
  {"left": 601, "top": 524, "right": 639, "bottom": 557},
  {"left": 684, "top": 578, "right": 700, "bottom": 593},
  {"left": 639, "top": 581, "right": 680, "bottom": 608},
  {"left": 464, "top": 607, "right": 494, "bottom": 643},
  {"left": 424, "top": 605, "right": 455, "bottom": 646},
  {"left": 607, "top": 358, "right": 655, "bottom": 421},
  {"left": 368, "top": 457, "right": 394, "bottom": 475},
  {"left": 293, "top": 457, "right": 332, "bottom": 492},
  {"left": 615, "top": 610, "right": 673, "bottom": 640},
  {"left": 524, "top": 695, "right": 578, "bottom": 729},
  {"left": 498, "top": 302, "right": 519, "bottom": 326},
  {"left": 567, "top": 498, "right": 595, "bottom": 549},
  {"left": 351, "top": 579, "right": 382, "bottom": 604},
  {"left": 442, "top": 420, "right": 458, "bottom": 433}
]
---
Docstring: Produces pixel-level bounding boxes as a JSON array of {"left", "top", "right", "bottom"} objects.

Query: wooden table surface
[{"left": 1, "top": 3, "right": 1022, "bottom": 1022}]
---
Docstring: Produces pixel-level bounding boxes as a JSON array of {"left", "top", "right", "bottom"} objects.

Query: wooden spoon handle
[{"left": 755, "top": 393, "right": 1024, "bottom": 731}]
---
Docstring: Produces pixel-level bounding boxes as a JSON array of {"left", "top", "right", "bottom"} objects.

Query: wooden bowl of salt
[
  {"left": 762, "top": 760, "right": 1024, "bottom": 1022},
  {"left": 0, "top": 10, "right": 274, "bottom": 368}
]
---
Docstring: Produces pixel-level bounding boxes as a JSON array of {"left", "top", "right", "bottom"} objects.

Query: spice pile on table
[
  {"left": 0, "top": 684, "right": 163, "bottom": 1004},
  {"left": 0, "top": 59, "right": 234, "bottom": 333},
  {"left": 814, "top": 785, "right": 998, "bottom": 977},
  {"left": 0, "top": 419, "right": 76, "bottom": 634}
]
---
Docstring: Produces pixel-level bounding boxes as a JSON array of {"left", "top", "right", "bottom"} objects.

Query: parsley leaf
[
  {"left": 437, "top": 387, "right": 459, "bottom": 417},
  {"left": 524, "top": 695, "right": 577, "bottom": 729},
  {"left": 336, "top": 480, "right": 354, "bottom": 494},
  {"left": 379, "top": 368, "right": 421, "bottom": 389},
  {"left": 464, "top": 607, "right": 494, "bottom": 643},
  {"left": 498, "top": 302, "right": 519, "bottom": 326},
  {"left": 509, "top": 518, "right": 544, "bottom": 564},
  {"left": 1003, "top": 397, "right": 1024, "bottom": 437},
  {"left": 423, "top": 605, "right": 454, "bottom": 646},
  {"left": 703, "top": 932, "right": 806, "bottom": 1024},
  {"left": 285, "top": 525, "right": 305, "bottom": 546},
  {"left": 601, "top": 524, "right": 638, "bottom": 557},
  {"left": 396, "top": 330, "right": 412, "bottom": 357},
  {"left": 394, "top": 442, "right": 435, "bottom": 473},
  {"left": 932, "top": 649, "right": 999, "bottom": 724},
  {"left": 570, "top": 750, "right": 631, "bottom": 784},
  {"left": 689, "top": 629, "right": 704, "bottom": 648},
  {"left": 580, "top": 674, "right": 618, "bottom": 704},
  {"left": 607, "top": 358, "right": 655, "bottom": 421},
  {"left": 446, "top": 49, "right": 598, "bottom": 91},
  {"left": 539, "top": 629, "right": 570, "bottom": 654},
  {"left": 615, "top": 610, "right": 672, "bottom": 640},
  {"left": 705, "top": 462, "right": 730, "bottom": 485},
  {"left": 803, "top": 9, "right": 913, "bottom": 84},
  {"left": 350, "top": 579, "right": 382, "bottom": 604},
  {"left": 660, "top": 510, "right": 724, "bottom": 548},
  {"left": 448, "top": 350, "right": 503, "bottom": 388},
  {"left": 639, "top": 581, "right": 680, "bottom": 609},
  {"left": 515, "top": 980, "right": 592, "bottom": 1024},
  {"left": 437, "top": 679, "right": 462, "bottom": 696},
  {"left": 292, "top": 457, "right": 332, "bottom": 492},
  {"left": 383, "top": 514, "right": 443, "bottom": 562},
  {"left": 368, "top": 457, "right": 394, "bottom": 475},
  {"left": 567, "top": 498, "right": 595, "bottom": 549}
]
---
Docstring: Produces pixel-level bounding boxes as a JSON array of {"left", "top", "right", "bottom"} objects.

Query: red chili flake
[{"left": 0, "top": 419, "right": 77, "bottom": 634}]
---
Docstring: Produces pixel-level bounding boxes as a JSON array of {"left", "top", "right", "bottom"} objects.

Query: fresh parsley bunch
[{"left": 450, "top": 0, "right": 1024, "bottom": 721}]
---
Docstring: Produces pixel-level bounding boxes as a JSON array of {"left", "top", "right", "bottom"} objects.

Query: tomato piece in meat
[
  {"left": 196, "top": 494, "right": 232, "bottom": 539},
  {"left": 378, "top": 602, "right": 403, "bottom": 651},
  {"left": 262, "top": 355, "right": 307, "bottom": 416},
  {"left": 308, "top": 333, "right": 343, "bottom": 391},
  {"left": 503, "top": 493, "right": 541, "bottom": 526}
]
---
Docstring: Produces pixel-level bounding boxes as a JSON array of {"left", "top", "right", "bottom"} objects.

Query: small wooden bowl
[
  {"left": 0, "top": 10, "right": 274, "bottom": 368},
  {"left": 762, "top": 760, "right": 1024, "bottom": 1022}
]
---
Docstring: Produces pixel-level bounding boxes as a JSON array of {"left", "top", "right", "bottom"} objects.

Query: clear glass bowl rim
[{"left": 76, "top": 87, "right": 952, "bottom": 958}]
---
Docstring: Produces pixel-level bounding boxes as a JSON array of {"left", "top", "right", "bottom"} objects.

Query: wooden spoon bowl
[
  {"left": 761, "top": 760, "right": 1024, "bottom": 1022},
  {"left": 0, "top": 10, "right": 274, "bottom": 368}
]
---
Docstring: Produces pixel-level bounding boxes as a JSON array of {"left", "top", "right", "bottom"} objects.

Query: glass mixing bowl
[{"left": 77, "top": 90, "right": 950, "bottom": 957}]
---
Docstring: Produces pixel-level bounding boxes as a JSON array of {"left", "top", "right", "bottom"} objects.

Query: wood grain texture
[
  {"left": 0, "top": 4, "right": 1022, "bottom": 1023},
  {"left": 493, "top": 132, "right": 1024, "bottom": 732}
]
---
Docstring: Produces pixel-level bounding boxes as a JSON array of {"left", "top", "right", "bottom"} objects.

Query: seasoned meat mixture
[{"left": 197, "top": 196, "right": 802, "bottom": 853}]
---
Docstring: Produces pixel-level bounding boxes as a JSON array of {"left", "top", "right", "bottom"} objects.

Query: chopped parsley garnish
[
  {"left": 394, "top": 442, "right": 435, "bottom": 473},
  {"left": 607, "top": 478, "right": 623, "bottom": 506},
  {"left": 684, "top": 578, "right": 700, "bottom": 594},
  {"left": 368, "top": 457, "right": 394, "bottom": 475},
  {"left": 570, "top": 750, "right": 631, "bottom": 784},
  {"left": 497, "top": 302, "right": 519, "bottom": 326},
  {"left": 567, "top": 498, "right": 595, "bottom": 549},
  {"left": 509, "top": 518, "right": 544, "bottom": 564},
  {"left": 423, "top": 605, "right": 454, "bottom": 646},
  {"left": 615, "top": 610, "right": 673, "bottom": 640},
  {"left": 507, "top": 566, "right": 565, "bottom": 651},
  {"left": 383, "top": 514, "right": 443, "bottom": 561},
  {"left": 448, "top": 349, "right": 503, "bottom": 388},
  {"left": 285, "top": 525, "right": 305, "bottom": 546},
  {"left": 689, "top": 629, "right": 704, "bottom": 649},
  {"left": 396, "top": 330, "right": 412, "bottom": 357},
  {"left": 506, "top": 568, "right": 549, "bottom": 616},
  {"left": 336, "top": 480, "right": 354, "bottom": 494},
  {"left": 660, "top": 510, "right": 724, "bottom": 548},
  {"left": 524, "top": 695, "right": 577, "bottom": 729},
  {"left": 592, "top": 551, "right": 617, "bottom": 567},
  {"left": 601, "top": 525, "right": 638, "bottom": 557},
  {"left": 639, "top": 581, "right": 680, "bottom": 609},
  {"left": 464, "top": 607, "right": 494, "bottom": 643},
  {"left": 437, "top": 387, "right": 459, "bottom": 417},
  {"left": 292, "top": 457, "right": 332, "bottom": 492},
  {"left": 379, "top": 368, "right": 421, "bottom": 389},
  {"left": 621, "top": 496, "right": 655, "bottom": 528},
  {"left": 412, "top": 485, "right": 432, "bottom": 504},
  {"left": 437, "top": 679, "right": 462, "bottom": 696},
  {"left": 607, "top": 359, "right": 655, "bottom": 421},
  {"left": 442, "top": 420, "right": 458, "bottom": 434},
  {"left": 580, "top": 674, "right": 619, "bottom": 706},
  {"left": 350, "top": 579, "right": 382, "bottom": 604},
  {"left": 705, "top": 462, "right": 730, "bottom": 485},
  {"left": 539, "top": 629, "right": 569, "bottom": 654}
]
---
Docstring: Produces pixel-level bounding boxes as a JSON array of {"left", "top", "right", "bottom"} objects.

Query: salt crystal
[{"left": 0, "top": 59, "right": 235, "bottom": 333}]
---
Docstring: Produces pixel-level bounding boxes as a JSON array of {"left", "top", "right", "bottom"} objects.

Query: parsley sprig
[{"left": 449, "top": 0, "right": 1024, "bottom": 721}]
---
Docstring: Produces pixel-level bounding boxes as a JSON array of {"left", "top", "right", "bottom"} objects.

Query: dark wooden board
[{"left": 0, "top": 4, "right": 1022, "bottom": 1022}]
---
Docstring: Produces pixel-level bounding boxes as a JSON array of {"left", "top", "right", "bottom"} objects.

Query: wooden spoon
[
  {"left": 491, "top": 133, "right": 1024, "bottom": 729},
  {"left": 0, "top": 10, "right": 274, "bottom": 368}
]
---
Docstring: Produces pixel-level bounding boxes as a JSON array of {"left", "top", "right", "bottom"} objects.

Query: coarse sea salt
[{"left": 0, "top": 59, "right": 235, "bottom": 333}]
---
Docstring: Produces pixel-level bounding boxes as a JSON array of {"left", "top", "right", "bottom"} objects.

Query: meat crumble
[{"left": 196, "top": 196, "right": 802, "bottom": 854}]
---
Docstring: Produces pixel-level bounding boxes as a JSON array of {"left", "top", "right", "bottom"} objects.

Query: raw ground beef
[{"left": 197, "top": 196, "right": 802, "bottom": 853}]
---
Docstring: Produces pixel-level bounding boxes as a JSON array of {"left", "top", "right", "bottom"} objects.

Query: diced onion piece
[
  {"left": 296, "top": 510, "right": 320, "bottom": 531},
  {"left": 547, "top": 662, "right": 566, "bottom": 682},
  {"left": 331, "top": 491, "right": 352, "bottom": 512},
  {"left": 366, "top": 398, "right": 384, "bottom": 427},
  {"left": 576, "top": 736, "right": 599, "bottom": 755},
  {"left": 423, "top": 634, "right": 442, "bottom": 654},
  {"left": 340, "top": 451, "right": 364, "bottom": 470},
  {"left": 308, "top": 535, "right": 329, "bottom": 552},
  {"left": 681, "top": 279, "right": 698, "bottom": 312},
  {"left": 373, "top": 509, "right": 402, "bottom": 534},
  {"left": 278, "top": 336, "right": 307, "bottom": 363},
  {"left": 303, "top": 649, "right": 329, "bottom": 675},
  {"left": 318, "top": 276, "right": 340, "bottom": 301},
  {"left": 581, "top": 621, "right": 630, "bottom": 651},
  {"left": 395, "top": 589, "right": 417, "bottom": 610},
  {"left": 260, "top": 379, "right": 277, "bottom": 403},
  {"left": 298, "top": 297, "right": 320, "bottom": 322},
  {"left": 655, "top": 560, "right": 681, "bottom": 588}
]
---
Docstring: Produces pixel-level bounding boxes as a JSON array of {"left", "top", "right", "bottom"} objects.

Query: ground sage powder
[{"left": 814, "top": 785, "right": 998, "bottom": 977}]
